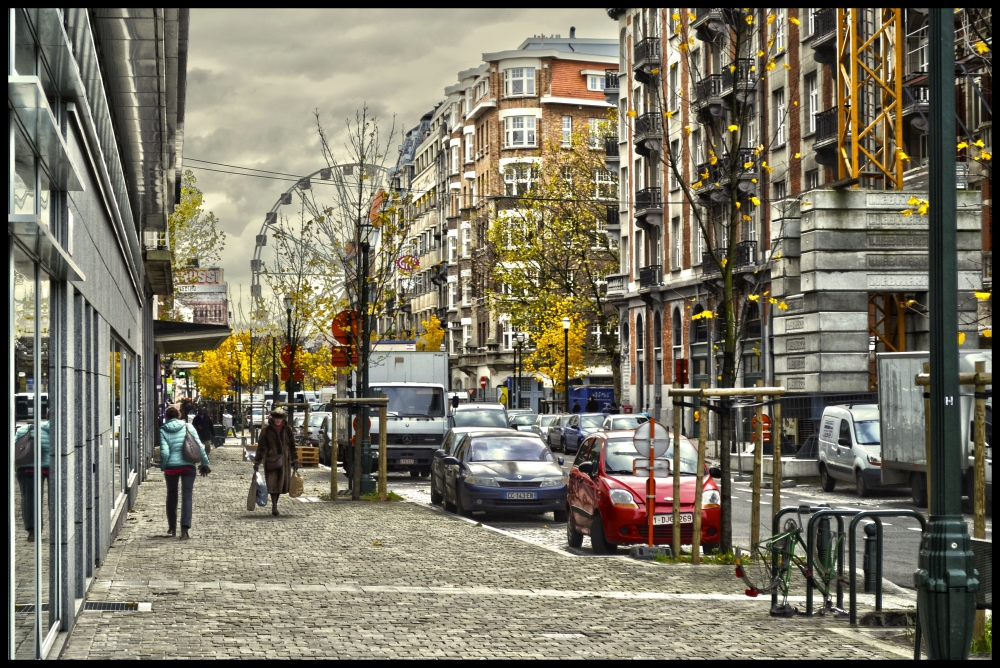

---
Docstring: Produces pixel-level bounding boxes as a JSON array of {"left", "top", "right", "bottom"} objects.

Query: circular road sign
[
  {"left": 480, "top": 376, "right": 488, "bottom": 389},
  {"left": 633, "top": 420, "right": 669, "bottom": 458}
]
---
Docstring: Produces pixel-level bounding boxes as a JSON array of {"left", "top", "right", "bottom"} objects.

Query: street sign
[
  {"left": 330, "top": 346, "right": 358, "bottom": 368},
  {"left": 480, "top": 376, "right": 488, "bottom": 389},
  {"left": 632, "top": 458, "right": 668, "bottom": 477},
  {"left": 332, "top": 310, "right": 359, "bottom": 345},
  {"left": 751, "top": 413, "right": 772, "bottom": 441},
  {"left": 633, "top": 420, "right": 669, "bottom": 458},
  {"left": 293, "top": 369, "right": 304, "bottom": 381},
  {"left": 281, "top": 345, "right": 292, "bottom": 366},
  {"left": 280, "top": 368, "right": 290, "bottom": 382}
]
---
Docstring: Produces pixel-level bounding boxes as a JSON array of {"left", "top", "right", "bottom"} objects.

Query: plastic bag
[
  {"left": 254, "top": 470, "right": 269, "bottom": 507},
  {"left": 289, "top": 471, "right": 303, "bottom": 498},
  {"left": 247, "top": 476, "right": 258, "bottom": 512}
]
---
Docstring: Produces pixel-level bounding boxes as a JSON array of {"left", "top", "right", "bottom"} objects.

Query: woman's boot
[{"left": 271, "top": 494, "right": 279, "bottom": 516}]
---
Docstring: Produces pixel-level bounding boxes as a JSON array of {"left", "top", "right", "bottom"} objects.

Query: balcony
[
  {"left": 724, "top": 147, "right": 759, "bottom": 195},
  {"left": 691, "top": 8, "right": 728, "bottom": 42},
  {"left": 732, "top": 58, "right": 756, "bottom": 105},
  {"left": 735, "top": 240, "right": 757, "bottom": 269},
  {"left": 634, "top": 112, "right": 663, "bottom": 157},
  {"left": 605, "top": 206, "right": 621, "bottom": 233},
  {"left": 810, "top": 8, "right": 837, "bottom": 66},
  {"left": 694, "top": 73, "right": 733, "bottom": 123},
  {"left": 902, "top": 78, "right": 931, "bottom": 132},
  {"left": 604, "top": 135, "right": 620, "bottom": 168},
  {"left": 604, "top": 70, "right": 619, "bottom": 105},
  {"left": 813, "top": 107, "right": 839, "bottom": 167},
  {"left": 694, "top": 161, "right": 728, "bottom": 205},
  {"left": 633, "top": 37, "right": 661, "bottom": 85},
  {"left": 638, "top": 264, "right": 662, "bottom": 289},
  {"left": 702, "top": 251, "right": 722, "bottom": 276},
  {"left": 606, "top": 272, "right": 627, "bottom": 298},
  {"left": 634, "top": 187, "right": 663, "bottom": 230}
]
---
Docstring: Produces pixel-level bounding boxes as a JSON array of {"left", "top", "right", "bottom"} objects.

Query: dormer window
[{"left": 504, "top": 67, "right": 535, "bottom": 97}]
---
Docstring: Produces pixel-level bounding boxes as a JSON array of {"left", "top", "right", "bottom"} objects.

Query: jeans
[
  {"left": 16, "top": 469, "right": 51, "bottom": 532},
  {"left": 165, "top": 468, "right": 197, "bottom": 531}
]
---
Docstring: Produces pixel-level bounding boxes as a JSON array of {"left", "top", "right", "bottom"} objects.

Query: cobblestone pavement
[{"left": 61, "top": 443, "right": 920, "bottom": 659}]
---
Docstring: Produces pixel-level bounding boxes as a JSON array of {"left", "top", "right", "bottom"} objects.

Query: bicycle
[{"left": 734, "top": 506, "right": 848, "bottom": 617}]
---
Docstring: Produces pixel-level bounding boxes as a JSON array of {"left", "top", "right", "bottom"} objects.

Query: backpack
[
  {"left": 15, "top": 428, "right": 34, "bottom": 467},
  {"left": 182, "top": 426, "right": 202, "bottom": 464}
]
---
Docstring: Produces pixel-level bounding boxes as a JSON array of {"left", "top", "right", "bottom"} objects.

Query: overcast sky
[{"left": 185, "top": 9, "right": 615, "bottom": 310}]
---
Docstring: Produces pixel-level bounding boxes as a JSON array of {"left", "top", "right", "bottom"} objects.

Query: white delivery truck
[
  {"left": 336, "top": 351, "right": 450, "bottom": 476},
  {"left": 876, "top": 350, "right": 992, "bottom": 507}
]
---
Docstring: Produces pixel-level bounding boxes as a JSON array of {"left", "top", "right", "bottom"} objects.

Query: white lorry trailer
[{"left": 876, "top": 350, "right": 992, "bottom": 507}]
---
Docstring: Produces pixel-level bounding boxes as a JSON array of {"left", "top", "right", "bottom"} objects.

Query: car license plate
[
  {"left": 653, "top": 513, "right": 693, "bottom": 525},
  {"left": 399, "top": 458, "right": 415, "bottom": 465},
  {"left": 506, "top": 491, "right": 537, "bottom": 500}
]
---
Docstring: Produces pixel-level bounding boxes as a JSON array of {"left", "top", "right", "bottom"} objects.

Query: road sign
[
  {"left": 293, "top": 369, "right": 304, "bottom": 381},
  {"left": 330, "top": 346, "right": 358, "bottom": 368},
  {"left": 631, "top": 458, "right": 668, "bottom": 477},
  {"left": 480, "top": 376, "right": 488, "bottom": 389},
  {"left": 353, "top": 415, "right": 372, "bottom": 431},
  {"left": 751, "top": 413, "right": 772, "bottom": 441},
  {"left": 633, "top": 420, "right": 669, "bottom": 458},
  {"left": 280, "top": 367, "right": 290, "bottom": 382},
  {"left": 281, "top": 345, "right": 292, "bottom": 366},
  {"left": 332, "top": 310, "right": 359, "bottom": 345}
]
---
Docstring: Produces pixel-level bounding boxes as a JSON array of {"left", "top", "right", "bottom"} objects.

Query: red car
[{"left": 566, "top": 430, "right": 723, "bottom": 554}]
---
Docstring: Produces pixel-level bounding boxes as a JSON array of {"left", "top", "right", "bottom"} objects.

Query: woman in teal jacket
[
  {"left": 15, "top": 411, "right": 51, "bottom": 543},
  {"left": 159, "top": 406, "right": 210, "bottom": 539}
]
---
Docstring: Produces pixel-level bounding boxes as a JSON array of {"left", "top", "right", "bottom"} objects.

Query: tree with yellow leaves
[
  {"left": 522, "top": 317, "right": 588, "bottom": 395},
  {"left": 415, "top": 314, "right": 445, "bottom": 351},
  {"left": 298, "top": 345, "right": 336, "bottom": 391}
]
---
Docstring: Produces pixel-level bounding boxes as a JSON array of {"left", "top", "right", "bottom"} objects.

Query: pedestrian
[
  {"left": 159, "top": 406, "right": 210, "bottom": 539},
  {"left": 608, "top": 402, "right": 619, "bottom": 413},
  {"left": 253, "top": 408, "right": 299, "bottom": 516},
  {"left": 571, "top": 400, "right": 581, "bottom": 414},
  {"left": 192, "top": 405, "right": 215, "bottom": 448},
  {"left": 584, "top": 396, "right": 599, "bottom": 412},
  {"left": 14, "top": 408, "right": 52, "bottom": 543}
]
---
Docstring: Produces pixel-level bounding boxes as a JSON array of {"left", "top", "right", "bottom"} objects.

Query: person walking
[
  {"left": 159, "top": 406, "right": 211, "bottom": 539},
  {"left": 14, "top": 409, "right": 51, "bottom": 543},
  {"left": 192, "top": 406, "right": 215, "bottom": 451},
  {"left": 571, "top": 400, "right": 581, "bottom": 414},
  {"left": 584, "top": 396, "right": 599, "bottom": 412},
  {"left": 253, "top": 408, "right": 299, "bottom": 516}
]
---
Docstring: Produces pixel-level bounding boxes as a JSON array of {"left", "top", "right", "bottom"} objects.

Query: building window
[
  {"left": 587, "top": 75, "right": 605, "bottom": 91},
  {"left": 463, "top": 324, "right": 473, "bottom": 345},
  {"left": 807, "top": 8, "right": 816, "bottom": 36},
  {"left": 588, "top": 118, "right": 605, "bottom": 149},
  {"left": 694, "top": 221, "right": 704, "bottom": 264},
  {"left": 504, "top": 116, "right": 536, "bottom": 148},
  {"left": 773, "top": 88, "right": 786, "bottom": 146},
  {"left": 804, "top": 72, "right": 818, "bottom": 135},
  {"left": 622, "top": 235, "right": 630, "bottom": 273},
  {"left": 462, "top": 280, "right": 471, "bottom": 306},
  {"left": 773, "top": 179, "right": 787, "bottom": 201},
  {"left": 503, "top": 163, "right": 538, "bottom": 196},
  {"left": 671, "top": 217, "right": 682, "bottom": 270},
  {"left": 806, "top": 169, "right": 820, "bottom": 190},
  {"left": 693, "top": 129, "right": 704, "bottom": 166},
  {"left": 448, "top": 283, "right": 457, "bottom": 309},
  {"left": 669, "top": 141, "right": 680, "bottom": 191},
  {"left": 464, "top": 136, "right": 473, "bottom": 163},
  {"left": 504, "top": 67, "right": 535, "bottom": 97},
  {"left": 451, "top": 146, "right": 459, "bottom": 174},
  {"left": 561, "top": 116, "right": 572, "bottom": 146},
  {"left": 462, "top": 227, "right": 471, "bottom": 257},
  {"left": 775, "top": 9, "right": 786, "bottom": 51},
  {"left": 668, "top": 64, "right": 678, "bottom": 111},
  {"left": 593, "top": 169, "right": 616, "bottom": 199}
]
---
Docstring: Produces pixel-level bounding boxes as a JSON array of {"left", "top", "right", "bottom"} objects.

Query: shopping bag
[
  {"left": 247, "top": 477, "right": 258, "bottom": 512},
  {"left": 289, "top": 471, "right": 304, "bottom": 498},
  {"left": 254, "top": 471, "right": 269, "bottom": 507}
]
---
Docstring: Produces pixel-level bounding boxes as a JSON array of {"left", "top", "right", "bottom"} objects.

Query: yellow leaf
[
  {"left": 675, "top": 24, "right": 682, "bottom": 35},
  {"left": 900, "top": 209, "right": 913, "bottom": 216},
  {"left": 751, "top": 196, "right": 761, "bottom": 206},
  {"left": 751, "top": 178, "right": 758, "bottom": 183},
  {"left": 958, "top": 332, "right": 966, "bottom": 345},
  {"left": 685, "top": 125, "right": 693, "bottom": 134},
  {"left": 709, "top": 155, "right": 718, "bottom": 165},
  {"left": 898, "top": 149, "right": 911, "bottom": 161},
  {"left": 729, "top": 64, "right": 736, "bottom": 73},
  {"left": 728, "top": 124, "right": 739, "bottom": 132},
  {"left": 983, "top": 329, "right": 992, "bottom": 338},
  {"left": 744, "top": 161, "right": 754, "bottom": 169},
  {"left": 665, "top": 110, "right": 675, "bottom": 118},
  {"left": 373, "top": 541, "right": 382, "bottom": 546},
  {"left": 720, "top": 258, "right": 728, "bottom": 266},
  {"left": 784, "top": 63, "right": 791, "bottom": 70},
  {"left": 777, "top": 301, "right": 788, "bottom": 311},
  {"left": 700, "top": 170, "right": 709, "bottom": 179},
  {"left": 692, "top": 181, "right": 703, "bottom": 189},
  {"left": 766, "top": 60, "right": 776, "bottom": 71},
  {"left": 742, "top": 214, "right": 752, "bottom": 221},
  {"left": 748, "top": 293, "right": 759, "bottom": 301},
  {"left": 907, "top": 195, "right": 922, "bottom": 207},
  {"left": 790, "top": 16, "right": 800, "bottom": 26},
  {"left": 757, "top": 50, "right": 765, "bottom": 57},
  {"left": 957, "top": 142, "right": 968, "bottom": 150},
  {"left": 672, "top": 12, "right": 680, "bottom": 21},
  {"left": 974, "top": 291, "right": 992, "bottom": 300},
  {"left": 651, "top": 67, "right": 660, "bottom": 75},
  {"left": 627, "top": 109, "right": 637, "bottom": 118},
  {"left": 975, "top": 139, "right": 985, "bottom": 148},
  {"left": 975, "top": 41, "right": 989, "bottom": 55},
  {"left": 679, "top": 42, "right": 689, "bottom": 52},
  {"left": 745, "top": 14, "right": 754, "bottom": 25},
  {"left": 770, "top": 297, "right": 778, "bottom": 304},
  {"left": 916, "top": 202, "right": 929, "bottom": 216},
  {"left": 735, "top": 200, "right": 741, "bottom": 209},
  {"left": 981, "top": 151, "right": 992, "bottom": 161},
  {"left": 794, "top": 152, "right": 801, "bottom": 159},
  {"left": 767, "top": 13, "right": 776, "bottom": 24}
]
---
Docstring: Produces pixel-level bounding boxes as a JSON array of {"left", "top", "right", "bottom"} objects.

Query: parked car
[
  {"left": 439, "top": 432, "right": 567, "bottom": 519},
  {"left": 431, "top": 427, "right": 513, "bottom": 505},
  {"left": 532, "top": 414, "right": 560, "bottom": 444},
  {"left": 602, "top": 414, "right": 649, "bottom": 431},
  {"left": 307, "top": 411, "right": 332, "bottom": 446},
  {"left": 566, "top": 430, "right": 723, "bottom": 554},
  {"left": 509, "top": 413, "right": 538, "bottom": 432},
  {"left": 293, "top": 413, "right": 307, "bottom": 440},
  {"left": 561, "top": 413, "right": 607, "bottom": 454},
  {"left": 316, "top": 413, "right": 337, "bottom": 466},
  {"left": 550, "top": 414, "right": 574, "bottom": 452},
  {"left": 817, "top": 404, "right": 883, "bottom": 496},
  {"left": 450, "top": 403, "right": 510, "bottom": 429}
]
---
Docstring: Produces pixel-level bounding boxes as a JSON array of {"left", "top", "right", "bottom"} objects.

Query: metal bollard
[{"left": 862, "top": 522, "right": 878, "bottom": 594}]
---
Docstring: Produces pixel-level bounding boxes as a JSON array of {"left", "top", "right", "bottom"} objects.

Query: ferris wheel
[{"left": 249, "top": 163, "right": 392, "bottom": 305}]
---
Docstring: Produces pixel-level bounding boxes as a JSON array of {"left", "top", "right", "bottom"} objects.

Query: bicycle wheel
[{"left": 735, "top": 543, "right": 781, "bottom": 594}]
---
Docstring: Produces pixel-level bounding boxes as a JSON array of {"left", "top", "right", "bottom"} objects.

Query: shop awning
[{"left": 153, "top": 320, "right": 231, "bottom": 355}]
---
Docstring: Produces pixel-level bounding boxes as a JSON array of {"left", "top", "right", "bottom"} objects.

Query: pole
[
  {"left": 378, "top": 400, "right": 387, "bottom": 501},
  {"left": 286, "top": 306, "right": 293, "bottom": 418},
  {"left": 918, "top": 10, "right": 976, "bottom": 659},
  {"left": 563, "top": 327, "right": 570, "bottom": 413},
  {"left": 972, "top": 361, "right": 987, "bottom": 644},
  {"left": 751, "top": 380, "right": 763, "bottom": 548},
  {"left": 772, "top": 395, "right": 783, "bottom": 522},
  {"left": 272, "top": 337, "right": 278, "bottom": 413},
  {"left": 923, "top": 362, "right": 932, "bottom": 511},
  {"left": 647, "top": 418, "right": 656, "bottom": 548},
  {"left": 692, "top": 382, "right": 707, "bottom": 563},
  {"left": 514, "top": 340, "right": 520, "bottom": 410},
  {"left": 359, "top": 241, "right": 375, "bottom": 495},
  {"left": 330, "top": 407, "right": 338, "bottom": 501},
  {"left": 236, "top": 361, "right": 242, "bottom": 435},
  {"left": 672, "top": 383, "right": 682, "bottom": 557}
]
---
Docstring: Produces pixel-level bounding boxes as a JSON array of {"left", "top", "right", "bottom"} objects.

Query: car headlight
[
  {"left": 867, "top": 454, "right": 881, "bottom": 466},
  {"left": 539, "top": 476, "right": 567, "bottom": 487},
  {"left": 610, "top": 489, "right": 638, "bottom": 508},
  {"left": 465, "top": 475, "right": 499, "bottom": 487},
  {"left": 702, "top": 489, "right": 721, "bottom": 509}
]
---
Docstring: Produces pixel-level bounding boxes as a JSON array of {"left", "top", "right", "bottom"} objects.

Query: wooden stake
[
  {"left": 330, "top": 410, "right": 338, "bottom": 501},
  {"left": 692, "top": 382, "right": 708, "bottom": 564},
  {"left": 772, "top": 397, "right": 783, "bottom": 521},
  {"left": 647, "top": 418, "right": 656, "bottom": 547},
  {"left": 751, "top": 380, "right": 764, "bottom": 547},
  {"left": 378, "top": 402, "right": 388, "bottom": 501},
  {"left": 672, "top": 383, "right": 682, "bottom": 558}
]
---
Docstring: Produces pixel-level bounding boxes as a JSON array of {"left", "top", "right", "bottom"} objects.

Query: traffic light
[{"left": 177, "top": 370, "right": 186, "bottom": 378}]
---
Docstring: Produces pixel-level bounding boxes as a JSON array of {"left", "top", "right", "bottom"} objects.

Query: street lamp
[
  {"left": 284, "top": 295, "right": 293, "bottom": 416},
  {"left": 561, "top": 317, "right": 571, "bottom": 413},
  {"left": 356, "top": 211, "right": 376, "bottom": 496},
  {"left": 235, "top": 340, "right": 244, "bottom": 434},
  {"left": 515, "top": 331, "right": 528, "bottom": 410}
]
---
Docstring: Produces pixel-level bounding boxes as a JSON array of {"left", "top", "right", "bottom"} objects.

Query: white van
[{"left": 817, "top": 403, "right": 883, "bottom": 497}]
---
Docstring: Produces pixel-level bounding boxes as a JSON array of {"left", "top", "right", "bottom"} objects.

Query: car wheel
[
  {"left": 420, "top": 470, "right": 429, "bottom": 478},
  {"left": 590, "top": 513, "right": 618, "bottom": 555},
  {"left": 566, "top": 510, "right": 584, "bottom": 547},
  {"left": 702, "top": 542, "right": 721, "bottom": 555},
  {"left": 455, "top": 488, "right": 473, "bottom": 518},
  {"left": 410, "top": 470, "right": 420, "bottom": 478},
  {"left": 855, "top": 469, "right": 869, "bottom": 497},
  {"left": 430, "top": 472, "right": 444, "bottom": 505},
  {"left": 553, "top": 508, "right": 568, "bottom": 523},
  {"left": 910, "top": 472, "right": 928, "bottom": 508},
  {"left": 820, "top": 465, "right": 836, "bottom": 492}
]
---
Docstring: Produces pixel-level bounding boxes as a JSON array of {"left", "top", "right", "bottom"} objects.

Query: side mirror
[
  {"left": 709, "top": 466, "right": 722, "bottom": 479},
  {"left": 837, "top": 437, "right": 851, "bottom": 447},
  {"left": 434, "top": 449, "right": 446, "bottom": 458},
  {"left": 443, "top": 456, "right": 460, "bottom": 467},
  {"left": 557, "top": 456, "right": 565, "bottom": 466},
  {"left": 578, "top": 461, "right": 594, "bottom": 475}
]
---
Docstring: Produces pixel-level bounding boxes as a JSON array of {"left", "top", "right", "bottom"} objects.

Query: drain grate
[
  {"left": 84, "top": 601, "right": 148, "bottom": 612},
  {"left": 15, "top": 604, "right": 50, "bottom": 614}
]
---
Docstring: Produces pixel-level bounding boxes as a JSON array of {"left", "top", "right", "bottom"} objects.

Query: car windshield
[
  {"left": 854, "top": 420, "right": 880, "bottom": 445},
  {"left": 539, "top": 415, "right": 557, "bottom": 426},
  {"left": 603, "top": 439, "right": 700, "bottom": 475},
  {"left": 308, "top": 414, "right": 325, "bottom": 427},
  {"left": 610, "top": 416, "right": 647, "bottom": 430},
  {"left": 369, "top": 385, "right": 445, "bottom": 417},
  {"left": 453, "top": 409, "right": 508, "bottom": 428},
  {"left": 467, "top": 436, "right": 554, "bottom": 462},
  {"left": 511, "top": 414, "right": 537, "bottom": 426},
  {"left": 580, "top": 415, "right": 604, "bottom": 428}
]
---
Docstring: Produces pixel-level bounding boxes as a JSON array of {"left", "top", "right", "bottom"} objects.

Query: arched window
[
  {"left": 653, "top": 311, "right": 662, "bottom": 350},
  {"left": 635, "top": 314, "right": 644, "bottom": 351},
  {"left": 453, "top": 378, "right": 463, "bottom": 390},
  {"left": 672, "top": 309, "right": 682, "bottom": 347}
]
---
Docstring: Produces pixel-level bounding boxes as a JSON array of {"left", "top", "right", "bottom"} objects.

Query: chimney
[{"left": 569, "top": 26, "right": 576, "bottom": 38}]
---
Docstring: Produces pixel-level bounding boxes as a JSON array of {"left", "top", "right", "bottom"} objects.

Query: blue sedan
[
  {"left": 561, "top": 413, "right": 606, "bottom": 453},
  {"left": 441, "top": 433, "right": 567, "bottom": 521}
]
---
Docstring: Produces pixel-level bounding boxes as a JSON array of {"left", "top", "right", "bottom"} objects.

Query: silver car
[
  {"left": 532, "top": 414, "right": 560, "bottom": 445},
  {"left": 549, "top": 414, "right": 574, "bottom": 452},
  {"left": 601, "top": 414, "right": 649, "bottom": 431}
]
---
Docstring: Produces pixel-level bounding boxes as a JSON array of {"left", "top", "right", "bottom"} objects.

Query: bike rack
[
  {"left": 847, "top": 509, "right": 927, "bottom": 625},
  {"left": 805, "top": 509, "right": 863, "bottom": 616},
  {"left": 769, "top": 506, "right": 843, "bottom": 611}
]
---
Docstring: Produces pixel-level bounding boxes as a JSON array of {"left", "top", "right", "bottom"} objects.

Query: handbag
[
  {"left": 289, "top": 471, "right": 304, "bottom": 498},
  {"left": 182, "top": 427, "right": 202, "bottom": 464},
  {"left": 15, "top": 429, "right": 34, "bottom": 467},
  {"left": 254, "top": 471, "right": 269, "bottom": 507}
]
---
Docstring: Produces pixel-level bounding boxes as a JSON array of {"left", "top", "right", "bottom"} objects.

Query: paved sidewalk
[{"left": 61, "top": 444, "right": 918, "bottom": 659}]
